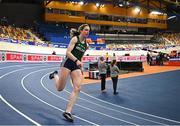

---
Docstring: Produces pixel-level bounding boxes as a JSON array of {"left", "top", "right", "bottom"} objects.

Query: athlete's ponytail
[{"left": 70, "top": 28, "right": 79, "bottom": 38}]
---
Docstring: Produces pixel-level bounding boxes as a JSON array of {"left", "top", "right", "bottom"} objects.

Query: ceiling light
[
  {"left": 79, "top": 1, "right": 84, "bottom": 5},
  {"left": 96, "top": 3, "right": 100, "bottom": 7}
]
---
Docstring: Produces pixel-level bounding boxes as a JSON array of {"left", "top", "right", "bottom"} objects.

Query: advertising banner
[
  {"left": 117, "top": 56, "right": 146, "bottom": 62},
  {"left": 6, "top": 53, "right": 23, "bottom": 62},
  {"left": 82, "top": 56, "right": 97, "bottom": 62},
  {"left": 27, "top": 54, "right": 44, "bottom": 62},
  {"left": 47, "top": 55, "right": 63, "bottom": 62},
  {"left": 0, "top": 51, "right": 147, "bottom": 63}
]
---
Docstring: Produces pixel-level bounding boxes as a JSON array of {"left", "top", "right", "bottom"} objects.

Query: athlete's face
[{"left": 80, "top": 26, "right": 90, "bottom": 38}]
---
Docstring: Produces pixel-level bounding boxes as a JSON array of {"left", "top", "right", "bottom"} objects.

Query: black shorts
[{"left": 61, "top": 58, "right": 80, "bottom": 72}]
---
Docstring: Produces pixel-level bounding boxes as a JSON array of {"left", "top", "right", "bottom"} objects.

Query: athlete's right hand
[{"left": 76, "top": 60, "right": 83, "bottom": 68}]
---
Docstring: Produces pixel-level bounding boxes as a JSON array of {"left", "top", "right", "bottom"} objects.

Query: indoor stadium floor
[{"left": 0, "top": 62, "right": 180, "bottom": 125}]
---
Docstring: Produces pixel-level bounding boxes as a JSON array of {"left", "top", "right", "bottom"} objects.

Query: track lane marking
[
  {"left": 80, "top": 88, "right": 180, "bottom": 124},
  {"left": 0, "top": 94, "right": 41, "bottom": 126},
  {"left": 0, "top": 64, "right": 57, "bottom": 79},
  {"left": 0, "top": 64, "right": 57, "bottom": 125},
  {"left": 21, "top": 68, "right": 100, "bottom": 126},
  {"left": 0, "top": 63, "right": 50, "bottom": 70},
  {"left": 40, "top": 72, "right": 138, "bottom": 125}
]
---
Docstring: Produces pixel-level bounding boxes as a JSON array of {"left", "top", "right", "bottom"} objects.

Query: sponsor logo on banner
[
  {"left": 27, "top": 55, "right": 44, "bottom": 61},
  {"left": 140, "top": 56, "right": 146, "bottom": 61},
  {"left": 163, "top": 62, "right": 169, "bottom": 65},
  {"left": 126, "top": 56, "right": 140, "bottom": 61},
  {"left": 117, "top": 56, "right": 146, "bottom": 62},
  {"left": 82, "top": 56, "right": 96, "bottom": 62},
  {"left": 47, "top": 56, "right": 62, "bottom": 62},
  {"left": 117, "top": 56, "right": 123, "bottom": 61},
  {"left": 6, "top": 53, "right": 23, "bottom": 61}
]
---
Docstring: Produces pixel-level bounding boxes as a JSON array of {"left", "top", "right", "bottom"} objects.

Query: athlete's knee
[{"left": 74, "top": 85, "right": 81, "bottom": 92}]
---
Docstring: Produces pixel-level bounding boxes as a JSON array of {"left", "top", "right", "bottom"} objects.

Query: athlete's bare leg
[
  {"left": 53, "top": 67, "right": 71, "bottom": 91},
  {"left": 65, "top": 69, "right": 82, "bottom": 113}
]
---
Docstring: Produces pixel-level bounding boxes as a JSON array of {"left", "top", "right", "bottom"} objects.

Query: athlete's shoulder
[
  {"left": 70, "top": 36, "right": 78, "bottom": 44},
  {"left": 71, "top": 36, "right": 78, "bottom": 41}
]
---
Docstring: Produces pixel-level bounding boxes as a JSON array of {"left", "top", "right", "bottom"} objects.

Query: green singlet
[{"left": 71, "top": 36, "right": 87, "bottom": 61}]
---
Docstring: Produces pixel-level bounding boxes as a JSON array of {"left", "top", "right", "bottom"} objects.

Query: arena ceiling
[{"left": 1, "top": 0, "right": 180, "bottom": 15}]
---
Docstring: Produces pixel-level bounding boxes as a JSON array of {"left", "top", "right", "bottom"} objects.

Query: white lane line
[
  {"left": 21, "top": 68, "right": 100, "bottom": 126},
  {"left": 0, "top": 65, "right": 57, "bottom": 79},
  {"left": 1, "top": 64, "right": 177, "bottom": 125},
  {"left": 80, "top": 90, "right": 180, "bottom": 124},
  {"left": 0, "top": 65, "right": 22, "bottom": 70},
  {"left": 75, "top": 94, "right": 166, "bottom": 125},
  {"left": 0, "top": 67, "right": 34, "bottom": 79},
  {"left": 40, "top": 72, "right": 137, "bottom": 125},
  {"left": 74, "top": 97, "right": 166, "bottom": 125},
  {"left": 0, "top": 65, "right": 57, "bottom": 125},
  {"left": 0, "top": 63, "right": 50, "bottom": 70},
  {"left": 0, "top": 94, "right": 41, "bottom": 126}
]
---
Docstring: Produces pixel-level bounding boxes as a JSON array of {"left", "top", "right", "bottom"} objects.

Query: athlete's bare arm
[{"left": 66, "top": 36, "right": 78, "bottom": 62}]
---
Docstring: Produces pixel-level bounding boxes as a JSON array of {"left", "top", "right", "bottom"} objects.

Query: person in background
[
  {"left": 110, "top": 60, "right": 120, "bottom": 95},
  {"left": 146, "top": 52, "right": 150, "bottom": 64},
  {"left": 52, "top": 51, "right": 56, "bottom": 55},
  {"left": 105, "top": 52, "right": 109, "bottom": 62},
  {"left": 111, "top": 53, "right": 116, "bottom": 61},
  {"left": 98, "top": 56, "right": 107, "bottom": 92}
]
